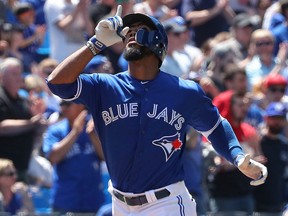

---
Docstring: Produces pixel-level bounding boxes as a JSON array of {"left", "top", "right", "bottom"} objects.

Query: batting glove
[
  {"left": 235, "top": 154, "right": 268, "bottom": 186},
  {"left": 91, "top": 5, "right": 129, "bottom": 51}
]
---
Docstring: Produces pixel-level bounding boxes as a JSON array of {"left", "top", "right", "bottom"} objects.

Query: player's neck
[{"left": 128, "top": 58, "right": 159, "bottom": 81}]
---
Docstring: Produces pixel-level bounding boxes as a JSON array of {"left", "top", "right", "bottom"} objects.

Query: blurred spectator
[
  {"left": 269, "top": 41, "right": 288, "bottom": 81},
  {"left": 0, "top": 57, "right": 47, "bottom": 182},
  {"left": 19, "top": 0, "right": 49, "bottom": 60},
  {"left": 271, "top": 0, "right": 288, "bottom": 55},
  {"left": 182, "top": 0, "right": 235, "bottom": 48},
  {"left": 245, "top": 28, "right": 279, "bottom": 91},
  {"left": 42, "top": 102, "right": 105, "bottom": 215},
  {"left": 20, "top": 73, "right": 54, "bottom": 214},
  {"left": 33, "top": 57, "right": 58, "bottom": 79},
  {"left": 199, "top": 45, "right": 237, "bottom": 99},
  {"left": 100, "top": 0, "right": 134, "bottom": 20},
  {"left": 197, "top": 31, "right": 232, "bottom": 81},
  {"left": 13, "top": 2, "right": 46, "bottom": 72},
  {"left": 213, "top": 13, "right": 260, "bottom": 66},
  {"left": 0, "top": 22, "right": 26, "bottom": 62},
  {"left": 213, "top": 91, "right": 261, "bottom": 154},
  {"left": 255, "top": 0, "right": 274, "bottom": 26},
  {"left": 133, "top": 0, "right": 177, "bottom": 21},
  {"left": 116, "top": 0, "right": 136, "bottom": 17},
  {"left": 262, "top": 1, "right": 285, "bottom": 30},
  {"left": 256, "top": 74, "right": 288, "bottom": 111},
  {"left": 163, "top": 0, "right": 182, "bottom": 13},
  {"left": 32, "top": 58, "right": 61, "bottom": 120},
  {"left": 223, "top": 64, "right": 247, "bottom": 95},
  {"left": 208, "top": 92, "right": 262, "bottom": 214},
  {"left": 44, "top": 0, "right": 93, "bottom": 63},
  {"left": 253, "top": 102, "right": 288, "bottom": 214},
  {"left": 0, "top": 38, "right": 9, "bottom": 61},
  {"left": 220, "top": 64, "right": 264, "bottom": 128},
  {"left": 0, "top": 0, "right": 19, "bottom": 25},
  {"left": 161, "top": 16, "right": 191, "bottom": 77},
  {"left": 21, "top": 73, "right": 54, "bottom": 122},
  {"left": 21, "top": 74, "right": 53, "bottom": 188},
  {"left": 0, "top": 1, "right": 5, "bottom": 23},
  {"left": 27, "top": 152, "right": 53, "bottom": 188},
  {"left": 89, "top": 1, "right": 113, "bottom": 28},
  {"left": 162, "top": 16, "right": 203, "bottom": 78},
  {"left": 0, "top": 158, "right": 34, "bottom": 215},
  {"left": 229, "top": 0, "right": 257, "bottom": 15},
  {"left": 20, "top": 0, "right": 46, "bottom": 25}
]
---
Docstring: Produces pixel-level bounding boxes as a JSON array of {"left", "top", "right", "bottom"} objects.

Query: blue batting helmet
[{"left": 122, "top": 13, "right": 168, "bottom": 67}]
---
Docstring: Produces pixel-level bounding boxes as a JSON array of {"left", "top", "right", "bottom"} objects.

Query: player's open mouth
[
  {"left": 127, "top": 39, "right": 137, "bottom": 47},
  {"left": 127, "top": 37, "right": 136, "bottom": 43}
]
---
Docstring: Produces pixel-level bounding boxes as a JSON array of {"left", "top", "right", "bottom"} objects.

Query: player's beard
[{"left": 123, "top": 45, "right": 153, "bottom": 62}]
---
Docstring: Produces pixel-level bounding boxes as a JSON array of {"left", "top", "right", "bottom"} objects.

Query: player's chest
[{"left": 100, "top": 98, "right": 187, "bottom": 131}]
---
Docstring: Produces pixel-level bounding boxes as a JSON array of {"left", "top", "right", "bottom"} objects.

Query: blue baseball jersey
[
  {"left": 48, "top": 71, "right": 241, "bottom": 193},
  {"left": 43, "top": 119, "right": 104, "bottom": 212}
]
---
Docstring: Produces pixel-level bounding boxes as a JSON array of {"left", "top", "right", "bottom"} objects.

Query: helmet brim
[{"left": 122, "top": 13, "right": 157, "bottom": 30}]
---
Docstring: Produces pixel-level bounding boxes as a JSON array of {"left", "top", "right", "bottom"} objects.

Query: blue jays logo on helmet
[
  {"left": 152, "top": 133, "right": 183, "bottom": 162},
  {"left": 122, "top": 13, "right": 168, "bottom": 67}
]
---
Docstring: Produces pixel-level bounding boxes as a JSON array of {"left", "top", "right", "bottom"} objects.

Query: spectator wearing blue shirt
[
  {"left": 20, "top": 0, "right": 46, "bottom": 25},
  {"left": 181, "top": 0, "right": 234, "bottom": 48},
  {"left": 14, "top": 2, "right": 46, "bottom": 72},
  {"left": 271, "top": 0, "right": 288, "bottom": 56},
  {"left": 245, "top": 28, "right": 278, "bottom": 91},
  {"left": 43, "top": 101, "right": 105, "bottom": 215},
  {"left": 0, "top": 158, "right": 34, "bottom": 215}
]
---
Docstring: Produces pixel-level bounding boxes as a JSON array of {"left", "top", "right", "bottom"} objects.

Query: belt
[{"left": 113, "top": 188, "right": 171, "bottom": 206}]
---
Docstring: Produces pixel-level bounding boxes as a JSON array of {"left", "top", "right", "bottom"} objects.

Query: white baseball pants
[{"left": 108, "top": 181, "right": 197, "bottom": 216}]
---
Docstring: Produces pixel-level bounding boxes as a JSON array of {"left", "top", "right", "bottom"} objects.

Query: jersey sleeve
[
  {"left": 46, "top": 73, "right": 101, "bottom": 106},
  {"left": 46, "top": 79, "right": 79, "bottom": 100},
  {"left": 186, "top": 82, "right": 220, "bottom": 133},
  {"left": 208, "top": 118, "right": 244, "bottom": 163},
  {"left": 186, "top": 82, "right": 243, "bottom": 163}
]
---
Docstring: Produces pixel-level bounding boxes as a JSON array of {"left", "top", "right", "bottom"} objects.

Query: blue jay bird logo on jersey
[{"left": 152, "top": 133, "right": 183, "bottom": 161}]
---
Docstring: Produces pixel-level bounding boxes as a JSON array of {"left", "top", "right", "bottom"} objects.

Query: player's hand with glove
[
  {"left": 235, "top": 154, "right": 268, "bottom": 186},
  {"left": 87, "top": 5, "right": 129, "bottom": 53}
]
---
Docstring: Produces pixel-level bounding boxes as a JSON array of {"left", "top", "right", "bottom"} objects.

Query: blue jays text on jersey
[
  {"left": 47, "top": 70, "right": 239, "bottom": 193},
  {"left": 102, "top": 103, "right": 185, "bottom": 130}
]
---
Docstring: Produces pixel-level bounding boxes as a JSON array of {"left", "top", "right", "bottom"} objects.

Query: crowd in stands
[{"left": 0, "top": 0, "right": 288, "bottom": 215}]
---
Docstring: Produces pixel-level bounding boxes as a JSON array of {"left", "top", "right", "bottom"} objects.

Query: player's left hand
[{"left": 236, "top": 154, "right": 268, "bottom": 186}]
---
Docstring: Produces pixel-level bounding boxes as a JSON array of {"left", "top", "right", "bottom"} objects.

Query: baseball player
[{"left": 46, "top": 5, "right": 267, "bottom": 216}]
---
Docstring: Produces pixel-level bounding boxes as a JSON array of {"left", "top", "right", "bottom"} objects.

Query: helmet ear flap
[
  {"left": 135, "top": 29, "right": 147, "bottom": 46},
  {"left": 135, "top": 28, "right": 167, "bottom": 65}
]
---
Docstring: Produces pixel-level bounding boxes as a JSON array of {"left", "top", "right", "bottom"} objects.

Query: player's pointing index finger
[{"left": 115, "top": 5, "right": 123, "bottom": 17}]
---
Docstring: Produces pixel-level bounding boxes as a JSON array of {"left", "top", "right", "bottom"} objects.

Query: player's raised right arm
[
  {"left": 47, "top": 46, "right": 95, "bottom": 84},
  {"left": 47, "top": 5, "right": 129, "bottom": 84}
]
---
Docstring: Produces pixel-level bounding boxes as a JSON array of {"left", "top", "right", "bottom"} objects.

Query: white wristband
[
  {"left": 86, "top": 41, "right": 97, "bottom": 55},
  {"left": 89, "top": 36, "right": 106, "bottom": 51},
  {"left": 234, "top": 154, "right": 245, "bottom": 167}
]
